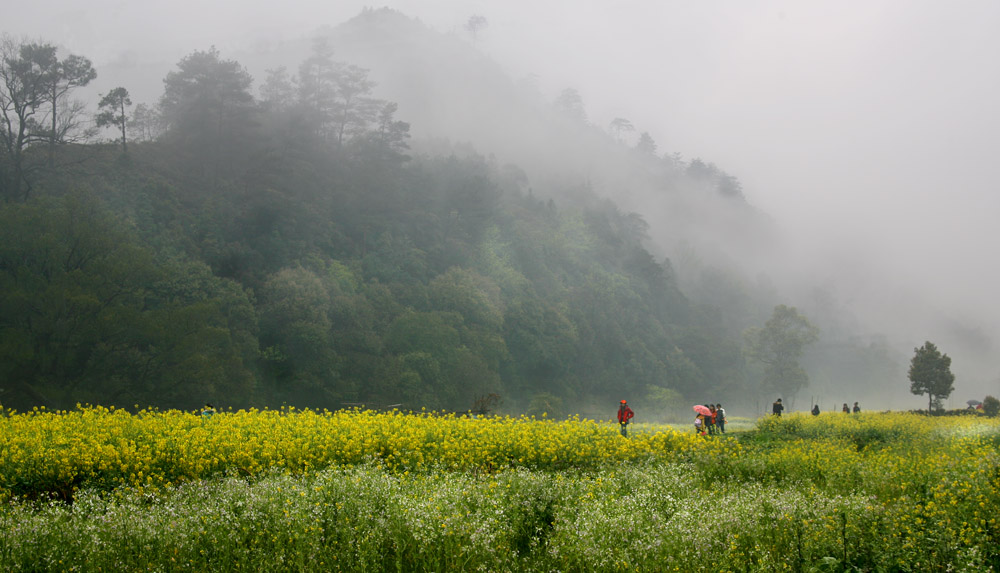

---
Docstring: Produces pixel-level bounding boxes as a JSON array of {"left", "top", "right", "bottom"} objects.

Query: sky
[{"left": 6, "top": 0, "right": 1000, "bottom": 398}]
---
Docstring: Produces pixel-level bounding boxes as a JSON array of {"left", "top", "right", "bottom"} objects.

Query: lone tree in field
[{"left": 908, "top": 341, "right": 955, "bottom": 412}]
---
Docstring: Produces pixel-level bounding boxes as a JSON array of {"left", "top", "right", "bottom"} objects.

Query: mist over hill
[
  {"left": 2, "top": 7, "right": 996, "bottom": 415},
  {"left": 294, "top": 9, "right": 996, "bottom": 410},
  {"left": 244, "top": 10, "right": 774, "bottom": 262}
]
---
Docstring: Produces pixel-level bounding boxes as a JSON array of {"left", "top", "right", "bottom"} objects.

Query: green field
[{"left": 2, "top": 409, "right": 998, "bottom": 571}]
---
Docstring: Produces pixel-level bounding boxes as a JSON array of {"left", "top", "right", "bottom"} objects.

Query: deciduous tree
[
  {"left": 259, "top": 66, "right": 295, "bottom": 112},
  {"left": 0, "top": 36, "right": 55, "bottom": 201},
  {"left": 373, "top": 102, "right": 410, "bottom": 153},
  {"left": 297, "top": 38, "right": 341, "bottom": 142},
  {"left": 294, "top": 39, "right": 382, "bottom": 146},
  {"left": 635, "top": 131, "right": 657, "bottom": 155},
  {"left": 744, "top": 305, "right": 819, "bottom": 404},
  {"left": 43, "top": 51, "right": 96, "bottom": 165},
  {"left": 332, "top": 63, "right": 377, "bottom": 146},
  {"left": 908, "top": 341, "right": 955, "bottom": 412},
  {"left": 257, "top": 266, "right": 338, "bottom": 403},
  {"left": 160, "top": 47, "right": 256, "bottom": 182},
  {"left": 983, "top": 395, "right": 999, "bottom": 417},
  {"left": 129, "top": 103, "right": 163, "bottom": 142},
  {"left": 0, "top": 194, "right": 257, "bottom": 409}
]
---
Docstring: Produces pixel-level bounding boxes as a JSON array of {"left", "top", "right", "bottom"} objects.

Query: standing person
[
  {"left": 694, "top": 414, "right": 704, "bottom": 435},
  {"left": 842, "top": 403, "right": 850, "bottom": 413},
  {"left": 811, "top": 404, "right": 820, "bottom": 416},
  {"left": 772, "top": 398, "right": 784, "bottom": 416},
  {"left": 716, "top": 404, "right": 727, "bottom": 433},
  {"left": 853, "top": 402, "right": 861, "bottom": 413},
  {"left": 617, "top": 399, "right": 634, "bottom": 437},
  {"left": 707, "top": 404, "right": 717, "bottom": 435}
]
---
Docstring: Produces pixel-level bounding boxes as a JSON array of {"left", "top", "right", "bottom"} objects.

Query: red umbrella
[{"left": 693, "top": 405, "right": 712, "bottom": 417}]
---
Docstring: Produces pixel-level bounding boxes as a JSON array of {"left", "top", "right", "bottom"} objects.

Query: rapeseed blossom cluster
[{"left": 0, "top": 406, "right": 702, "bottom": 500}]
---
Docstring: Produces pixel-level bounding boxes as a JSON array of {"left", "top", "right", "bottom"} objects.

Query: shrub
[{"left": 983, "top": 395, "right": 1000, "bottom": 417}]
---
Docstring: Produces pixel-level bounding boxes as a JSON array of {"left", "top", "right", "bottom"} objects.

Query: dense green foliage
[
  {"left": 908, "top": 341, "right": 955, "bottom": 412},
  {"left": 0, "top": 32, "right": 746, "bottom": 414},
  {"left": 3, "top": 133, "right": 736, "bottom": 413},
  {"left": 1, "top": 12, "right": 910, "bottom": 415},
  {"left": 984, "top": 395, "right": 1000, "bottom": 417}
]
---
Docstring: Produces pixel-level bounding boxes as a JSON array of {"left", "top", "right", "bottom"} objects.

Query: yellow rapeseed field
[
  {"left": 2, "top": 407, "right": 999, "bottom": 570},
  {"left": 0, "top": 406, "right": 716, "bottom": 500}
]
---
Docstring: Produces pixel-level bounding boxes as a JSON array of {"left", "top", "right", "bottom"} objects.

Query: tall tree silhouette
[
  {"left": 43, "top": 51, "right": 96, "bottom": 166},
  {"left": 160, "top": 47, "right": 256, "bottom": 183},
  {"left": 908, "top": 341, "right": 955, "bottom": 412},
  {"left": 0, "top": 37, "right": 55, "bottom": 201},
  {"left": 96, "top": 87, "right": 131, "bottom": 153}
]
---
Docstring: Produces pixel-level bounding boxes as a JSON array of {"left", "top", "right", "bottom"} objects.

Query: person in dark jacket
[
  {"left": 617, "top": 400, "right": 634, "bottom": 437},
  {"left": 772, "top": 398, "right": 784, "bottom": 416}
]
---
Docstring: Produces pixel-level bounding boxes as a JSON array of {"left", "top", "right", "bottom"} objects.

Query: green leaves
[
  {"left": 0, "top": 195, "right": 257, "bottom": 410},
  {"left": 908, "top": 341, "right": 955, "bottom": 412}
]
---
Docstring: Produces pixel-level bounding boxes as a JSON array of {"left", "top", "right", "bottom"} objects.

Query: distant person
[
  {"left": 716, "top": 403, "right": 727, "bottom": 433},
  {"left": 694, "top": 414, "right": 705, "bottom": 435},
  {"left": 772, "top": 398, "right": 784, "bottom": 416},
  {"left": 842, "top": 403, "right": 850, "bottom": 413},
  {"left": 707, "top": 404, "right": 717, "bottom": 435},
  {"left": 853, "top": 402, "right": 861, "bottom": 414},
  {"left": 617, "top": 399, "right": 634, "bottom": 437},
  {"left": 201, "top": 403, "right": 215, "bottom": 419},
  {"left": 811, "top": 404, "right": 820, "bottom": 416}
]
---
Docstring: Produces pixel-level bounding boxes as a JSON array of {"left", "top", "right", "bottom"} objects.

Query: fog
[{"left": 7, "top": 0, "right": 1000, "bottom": 409}]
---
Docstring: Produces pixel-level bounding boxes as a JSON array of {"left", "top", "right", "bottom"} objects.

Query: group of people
[
  {"left": 617, "top": 397, "right": 863, "bottom": 437},
  {"left": 618, "top": 400, "right": 726, "bottom": 438},
  {"left": 810, "top": 401, "right": 861, "bottom": 415},
  {"left": 694, "top": 403, "right": 726, "bottom": 436},
  {"left": 781, "top": 400, "right": 862, "bottom": 416},
  {"left": 615, "top": 399, "right": 727, "bottom": 438}
]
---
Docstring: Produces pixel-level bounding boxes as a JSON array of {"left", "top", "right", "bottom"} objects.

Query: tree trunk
[
  {"left": 49, "top": 84, "right": 57, "bottom": 168},
  {"left": 120, "top": 97, "right": 128, "bottom": 153}
]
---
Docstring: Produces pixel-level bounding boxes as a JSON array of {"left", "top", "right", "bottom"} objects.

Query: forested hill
[
  {"left": 1, "top": 9, "right": 786, "bottom": 417},
  {"left": 261, "top": 8, "right": 772, "bottom": 267}
]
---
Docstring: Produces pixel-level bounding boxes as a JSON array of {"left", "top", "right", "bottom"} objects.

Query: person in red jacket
[{"left": 617, "top": 399, "right": 634, "bottom": 437}]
